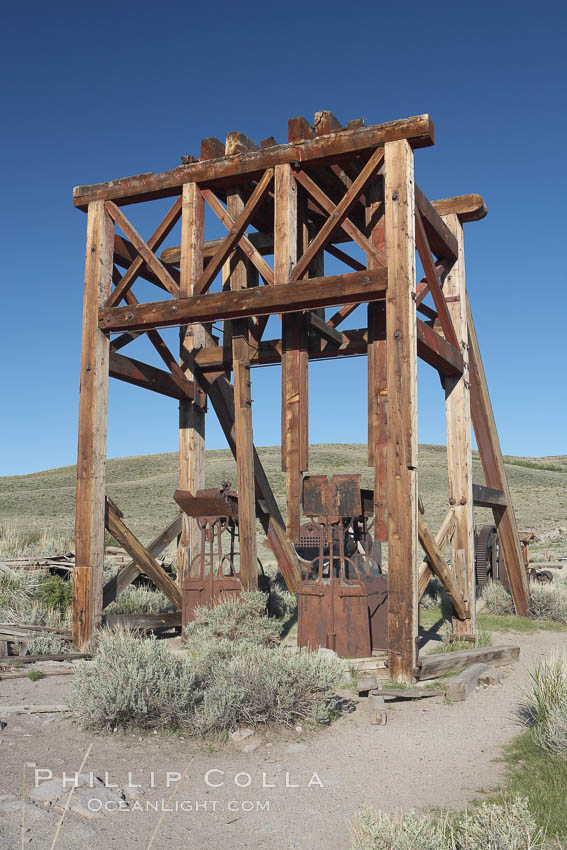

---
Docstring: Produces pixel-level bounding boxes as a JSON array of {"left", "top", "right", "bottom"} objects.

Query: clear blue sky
[{"left": 1, "top": 0, "right": 565, "bottom": 476}]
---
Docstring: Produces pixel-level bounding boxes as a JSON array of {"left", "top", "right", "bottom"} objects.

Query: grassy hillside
[{"left": 0, "top": 445, "right": 565, "bottom": 560}]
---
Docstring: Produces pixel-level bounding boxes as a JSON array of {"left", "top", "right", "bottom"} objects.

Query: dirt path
[{"left": 1, "top": 629, "right": 565, "bottom": 850}]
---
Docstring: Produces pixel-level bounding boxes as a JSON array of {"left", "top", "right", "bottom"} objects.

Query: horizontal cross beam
[
  {"left": 99, "top": 269, "right": 387, "bottom": 333},
  {"left": 73, "top": 114, "right": 435, "bottom": 208},
  {"left": 472, "top": 483, "right": 507, "bottom": 508}
]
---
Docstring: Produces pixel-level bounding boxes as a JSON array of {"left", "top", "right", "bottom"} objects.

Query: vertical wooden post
[
  {"left": 443, "top": 213, "right": 476, "bottom": 637},
  {"left": 367, "top": 174, "right": 387, "bottom": 541},
  {"left": 178, "top": 182, "right": 206, "bottom": 584},
  {"left": 73, "top": 200, "right": 113, "bottom": 648},
  {"left": 384, "top": 140, "right": 418, "bottom": 682},
  {"left": 228, "top": 187, "right": 258, "bottom": 590},
  {"left": 275, "top": 164, "right": 301, "bottom": 541},
  {"left": 466, "top": 297, "right": 530, "bottom": 615}
]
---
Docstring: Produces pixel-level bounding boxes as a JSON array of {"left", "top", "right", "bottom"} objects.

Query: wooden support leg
[
  {"left": 467, "top": 296, "right": 530, "bottom": 615},
  {"left": 73, "top": 200, "right": 113, "bottom": 648},
  {"left": 384, "top": 140, "right": 419, "bottom": 682},
  {"left": 178, "top": 183, "right": 206, "bottom": 585},
  {"left": 275, "top": 163, "right": 302, "bottom": 541},
  {"left": 366, "top": 174, "right": 387, "bottom": 541},
  {"left": 228, "top": 186, "right": 258, "bottom": 590},
  {"left": 442, "top": 214, "right": 476, "bottom": 637}
]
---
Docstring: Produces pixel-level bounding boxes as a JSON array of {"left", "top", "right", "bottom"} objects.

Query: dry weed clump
[
  {"left": 104, "top": 585, "right": 175, "bottom": 616},
  {"left": 350, "top": 797, "right": 543, "bottom": 850},
  {"left": 528, "top": 582, "right": 567, "bottom": 624}
]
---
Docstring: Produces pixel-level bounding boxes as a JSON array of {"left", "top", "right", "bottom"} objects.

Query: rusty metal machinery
[
  {"left": 296, "top": 474, "right": 388, "bottom": 658},
  {"left": 174, "top": 482, "right": 269, "bottom": 629},
  {"left": 475, "top": 524, "right": 552, "bottom": 588}
]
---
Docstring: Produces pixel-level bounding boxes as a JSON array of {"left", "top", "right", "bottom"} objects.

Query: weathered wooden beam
[
  {"left": 102, "top": 514, "right": 182, "bottom": 608},
  {"left": 418, "top": 512, "right": 467, "bottom": 620},
  {"left": 105, "top": 202, "right": 181, "bottom": 298},
  {"left": 305, "top": 311, "right": 343, "bottom": 344},
  {"left": 109, "top": 351, "right": 194, "bottom": 401},
  {"left": 467, "top": 296, "right": 529, "bottom": 615},
  {"left": 384, "top": 140, "right": 418, "bottom": 682},
  {"left": 105, "top": 498, "right": 182, "bottom": 609},
  {"left": 106, "top": 196, "right": 182, "bottom": 308},
  {"left": 416, "top": 320, "right": 463, "bottom": 377},
  {"left": 178, "top": 182, "right": 207, "bottom": 585},
  {"left": 73, "top": 200, "right": 113, "bottom": 648},
  {"left": 442, "top": 213, "right": 475, "bottom": 636},
  {"left": 293, "top": 166, "right": 384, "bottom": 267},
  {"left": 429, "top": 194, "right": 487, "bottom": 223},
  {"left": 103, "top": 612, "right": 181, "bottom": 630},
  {"left": 99, "top": 269, "right": 388, "bottom": 333},
  {"left": 367, "top": 172, "right": 387, "bottom": 542},
  {"left": 292, "top": 148, "right": 385, "bottom": 281},
  {"left": 472, "top": 483, "right": 507, "bottom": 508},
  {"left": 418, "top": 508, "right": 456, "bottom": 599},
  {"left": 414, "top": 185, "right": 458, "bottom": 262},
  {"left": 414, "top": 211, "right": 459, "bottom": 348},
  {"left": 73, "top": 115, "right": 435, "bottom": 208},
  {"left": 113, "top": 235, "right": 173, "bottom": 291},
  {"left": 194, "top": 169, "right": 273, "bottom": 296},
  {"left": 201, "top": 188, "right": 274, "bottom": 285},
  {"left": 417, "top": 645, "right": 520, "bottom": 681}
]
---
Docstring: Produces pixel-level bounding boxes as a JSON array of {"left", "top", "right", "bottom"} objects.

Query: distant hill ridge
[{"left": 0, "top": 444, "right": 565, "bottom": 558}]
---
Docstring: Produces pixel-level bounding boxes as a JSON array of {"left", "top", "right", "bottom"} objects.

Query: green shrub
[
  {"left": 39, "top": 575, "right": 72, "bottom": 614},
  {"left": 481, "top": 582, "right": 515, "bottom": 616},
  {"left": 350, "top": 797, "right": 543, "bottom": 850},
  {"left": 27, "top": 632, "right": 68, "bottom": 655},
  {"left": 104, "top": 585, "right": 175, "bottom": 615},
  {"left": 184, "top": 591, "right": 281, "bottom": 647},
  {"left": 431, "top": 622, "right": 492, "bottom": 654},
  {"left": 70, "top": 626, "right": 344, "bottom": 734},
  {"left": 528, "top": 583, "right": 567, "bottom": 624},
  {"left": 0, "top": 568, "right": 39, "bottom": 616},
  {"left": 421, "top": 578, "right": 443, "bottom": 611},
  {"left": 70, "top": 627, "right": 202, "bottom": 730},
  {"left": 519, "top": 653, "right": 567, "bottom": 756},
  {"left": 193, "top": 640, "right": 343, "bottom": 734},
  {"left": 27, "top": 670, "right": 43, "bottom": 682}
]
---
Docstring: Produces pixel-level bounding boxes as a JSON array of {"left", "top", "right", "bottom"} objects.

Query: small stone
[
  {"left": 294, "top": 725, "right": 303, "bottom": 733},
  {"left": 242, "top": 744, "right": 258, "bottom": 753},
  {"left": 317, "top": 648, "right": 338, "bottom": 659}
]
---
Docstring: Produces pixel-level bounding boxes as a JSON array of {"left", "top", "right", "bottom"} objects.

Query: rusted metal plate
[
  {"left": 182, "top": 576, "right": 242, "bottom": 629},
  {"left": 302, "top": 474, "right": 362, "bottom": 518},
  {"left": 174, "top": 487, "right": 238, "bottom": 518}
]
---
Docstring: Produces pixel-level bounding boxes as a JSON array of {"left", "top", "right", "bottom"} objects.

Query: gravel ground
[{"left": 1, "top": 628, "right": 566, "bottom": 850}]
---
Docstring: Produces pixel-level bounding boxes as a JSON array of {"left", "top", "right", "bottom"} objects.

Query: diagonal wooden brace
[
  {"left": 104, "top": 498, "right": 182, "bottom": 609},
  {"left": 102, "top": 514, "right": 182, "bottom": 608},
  {"left": 418, "top": 510, "right": 467, "bottom": 620}
]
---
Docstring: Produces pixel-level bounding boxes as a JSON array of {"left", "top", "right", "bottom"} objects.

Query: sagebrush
[
  {"left": 519, "top": 653, "right": 567, "bottom": 756},
  {"left": 350, "top": 796, "right": 543, "bottom": 850},
  {"left": 481, "top": 582, "right": 515, "bottom": 616}
]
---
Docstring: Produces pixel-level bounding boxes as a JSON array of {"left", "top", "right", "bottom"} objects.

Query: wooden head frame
[{"left": 73, "top": 111, "right": 529, "bottom": 680}]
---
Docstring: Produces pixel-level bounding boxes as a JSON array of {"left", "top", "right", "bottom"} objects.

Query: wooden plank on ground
[
  {"left": 0, "top": 653, "right": 90, "bottom": 665},
  {"left": 103, "top": 612, "right": 181, "bottom": 630},
  {"left": 73, "top": 200, "right": 113, "bottom": 648},
  {"left": 444, "top": 663, "right": 489, "bottom": 702},
  {"left": 466, "top": 296, "right": 530, "bottom": 615},
  {"left": 384, "top": 139, "right": 418, "bottom": 682},
  {"left": 417, "top": 645, "right": 520, "bottom": 681},
  {"left": 105, "top": 498, "right": 182, "bottom": 609}
]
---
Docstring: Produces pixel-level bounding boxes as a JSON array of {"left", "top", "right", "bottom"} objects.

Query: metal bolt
[
  {"left": 392, "top": 191, "right": 399, "bottom": 201},
  {"left": 172, "top": 306, "right": 178, "bottom": 312},
  {"left": 127, "top": 313, "right": 133, "bottom": 320},
  {"left": 394, "top": 330, "right": 401, "bottom": 339}
]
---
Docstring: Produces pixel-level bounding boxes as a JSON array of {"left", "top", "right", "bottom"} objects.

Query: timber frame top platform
[{"left": 73, "top": 109, "right": 527, "bottom": 682}]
